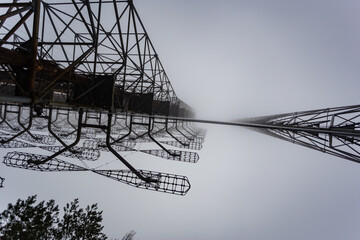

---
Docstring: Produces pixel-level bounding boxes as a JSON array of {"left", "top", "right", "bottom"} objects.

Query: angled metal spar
[{"left": 0, "top": 0, "right": 203, "bottom": 195}]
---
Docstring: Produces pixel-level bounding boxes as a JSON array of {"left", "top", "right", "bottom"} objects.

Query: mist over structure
[{"left": 1, "top": 0, "right": 360, "bottom": 240}]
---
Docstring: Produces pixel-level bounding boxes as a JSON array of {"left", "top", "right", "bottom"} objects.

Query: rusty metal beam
[
  {"left": 0, "top": 46, "right": 89, "bottom": 85},
  {"left": 0, "top": 9, "right": 33, "bottom": 47},
  {"left": 28, "top": 0, "right": 41, "bottom": 100},
  {"left": 37, "top": 46, "right": 94, "bottom": 100},
  {"left": 0, "top": 47, "right": 28, "bottom": 66},
  {"left": 0, "top": 3, "right": 32, "bottom": 21}
]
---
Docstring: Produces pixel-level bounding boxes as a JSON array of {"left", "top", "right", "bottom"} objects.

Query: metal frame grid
[{"left": 244, "top": 105, "right": 360, "bottom": 163}]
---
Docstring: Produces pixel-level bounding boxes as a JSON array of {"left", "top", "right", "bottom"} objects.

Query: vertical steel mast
[{"left": 240, "top": 105, "right": 360, "bottom": 163}]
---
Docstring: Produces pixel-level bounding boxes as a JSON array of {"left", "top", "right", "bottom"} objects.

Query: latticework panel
[
  {"left": 97, "top": 138, "right": 137, "bottom": 149},
  {"left": 140, "top": 149, "right": 199, "bottom": 163},
  {"left": 160, "top": 140, "right": 203, "bottom": 150},
  {"left": 0, "top": 0, "right": 206, "bottom": 195},
  {"left": 18, "top": 133, "right": 56, "bottom": 145},
  {"left": 98, "top": 143, "right": 134, "bottom": 152},
  {"left": 244, "top": 105, "right": 360, "bottom": 163},
  {"left": 51, "top": 130, "right": 77, "bottom": 141},
  {"left": 0, "top": 125, "right": 20, "bottom": 133},
  {"left": 3, "top": 151, "right": 87, "bottom": 171},
  {"left": 0, "top": 137, "right": 35, "bottom": 148},
  {"left": 83, "top": 139, "right": 135, "bottom": 152},
  {"left": 40, "top": 146, "right": 100, "bottom": 161},
  {"left": 93, "top": 169, "right": 191, "bottom": 195},
  {"left": 174, "top": 135, "right": 205, "bottom": 144}
]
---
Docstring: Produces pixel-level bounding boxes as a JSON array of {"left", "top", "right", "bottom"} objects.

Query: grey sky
[
  {"left": 137, "top": 0, "right": 360, "bottom": 118},
  {"left": 1, "top": 0, "right": 360, "bottom": 239}
]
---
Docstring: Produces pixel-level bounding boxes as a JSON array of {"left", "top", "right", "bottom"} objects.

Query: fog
[{"left": 1, "top": 0, "right": 360, "bottom": 239}]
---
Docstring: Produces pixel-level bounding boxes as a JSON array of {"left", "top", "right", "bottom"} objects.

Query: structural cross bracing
[
  {"left": 0, "top": 0, "right": 204, "bottom": 195},
  {"left": 0, "top": 0, "right": 359, "bottom": 195}
]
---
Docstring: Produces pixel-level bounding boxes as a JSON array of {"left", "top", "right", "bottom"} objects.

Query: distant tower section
[{"left": 243, "top": 105, "right": 360, "bottom": 163}]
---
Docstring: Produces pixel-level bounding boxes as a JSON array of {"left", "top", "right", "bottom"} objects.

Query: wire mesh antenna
[
  {"left": 160, "top": 140, "right": 203, "bottom": 150},
  {"left": 3, "top": 152, "right": 88, "bottom": 172},
  {"left": 140, "top": 149, "right": 199, "bottom": 163},
  {"left": 93, "top": 169, "right": 191, "bottom": 195},
  {"left": 242, "top": 105, "right": 360, "bottom": 163},
  {"left": 0, "top": 137, "right": 35, "bottom": 148},
  {"left": 40, "top": 146, "right": 101, "bottom": 161},
  {"left": 0, "top": 0, "right": 204, "bottom": 195}
]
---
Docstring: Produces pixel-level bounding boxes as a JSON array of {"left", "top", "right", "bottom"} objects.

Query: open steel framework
[
  {"left": 0, "top": 0, "right": 204, "bottom": 195},
  {"left": 0, "top": 1, "right": 359, "bottom": 195},
  {"left": 241, "top": 105, "right": 360, "bottom": 163}
]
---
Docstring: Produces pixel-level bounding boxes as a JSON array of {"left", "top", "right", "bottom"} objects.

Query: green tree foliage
[
  {"left": 0, "top": 195, "right": 107, "bottom": 240},
  {"left": 59, "top": 199, "right": 106, "bottom": 240}
]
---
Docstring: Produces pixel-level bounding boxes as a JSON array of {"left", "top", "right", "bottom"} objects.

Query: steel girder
[
  {"left": 0, "top": 0, "right": 189, "bottom": 115},
  {"left": 0, "top": 1, "right": 202, "bottom": 195}
]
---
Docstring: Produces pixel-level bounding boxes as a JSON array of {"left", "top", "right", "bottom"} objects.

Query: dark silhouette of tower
[{"left": 0, "top": 1, "right": 358, "bottom": 195}]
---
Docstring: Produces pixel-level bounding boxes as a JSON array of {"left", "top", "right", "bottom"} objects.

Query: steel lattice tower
[
  {"left": 241, "top": 105, "right": 360, "bottom": 163},
  {"left": 0, "top": 0, "right": 358, "bottom": 195},
  {"left": 0, "top": 0, "right": 204, "bottom": 195}
]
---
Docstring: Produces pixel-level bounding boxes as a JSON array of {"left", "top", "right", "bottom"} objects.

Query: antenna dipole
[
  {"left": 0, "top": 1, "right": 358, "bottom": 196},
  {"left": 0, "top": 0, "right": 203, "bottom": 195}
]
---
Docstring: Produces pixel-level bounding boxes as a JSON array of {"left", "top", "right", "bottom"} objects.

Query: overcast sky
[{"left": 1, "top": 0, "right": 360, "bottom": 239}]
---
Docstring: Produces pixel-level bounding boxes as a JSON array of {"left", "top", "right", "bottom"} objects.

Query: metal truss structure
[
  {"left": 0, "top": 0, "right": 179, "bottom": 107},
  {"left": 0, "top": 0, "right": 205, "bottom": 195},
  {"left": 0, "top": 1, "right": 359, "bottom": 194},
  {"left": 181, "top": 105, "right": 360, "bottom": 164},
  {"left": 241, "top": 105, "right": 360, "bottom": 164},
  {"left": 0, "top": 103, "right": 205, "bottom": 195}
]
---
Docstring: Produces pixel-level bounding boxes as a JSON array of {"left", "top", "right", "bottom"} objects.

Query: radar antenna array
[
  {"left": 0, "top": 1, "right": 359, "bottom": 195},
  {"left": 0, "top": 0, "right": 205, "bottom": 195}
]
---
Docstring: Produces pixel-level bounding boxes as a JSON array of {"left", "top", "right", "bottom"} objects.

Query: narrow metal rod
[
  {"left": 0, "top": 4, "right": 32, "bottom": 21},
  {"left": 132, "top": 115, "right": 360, "bottom": 138},
  {"left": 147, "top": 117, "right": 180, "bottom": 157},
  {"left": 0, "top": 9, "right": 33, "bottom": 46},
  {"left": 29, "top": 109, "right": 84, "bottom": 164},
  {"left": 0, "top": 105, "right": 33, "bottom": 144},
  {"left": 165, "top": 119, "right": 189, "bottom": 146},
  {"left": 110, "top": 115, "right": 132, "bottom": 145},
  {"left": 180, "top": 121, "right": 197, "bottom": 137},
  {"left": 29, "top": 0, "right": 41, "bottom": 100},
  {"left": 175, "top": 120, "right": 193, "bottom": 141},
  {"left": 47, "top": 106, "right": 71, "bottom": 149},
  {"left": 105, "top": 113, "right": 157, "bottom": 183}
]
